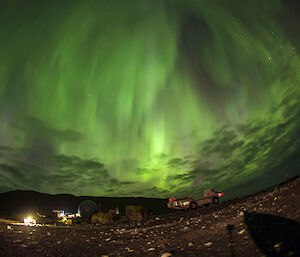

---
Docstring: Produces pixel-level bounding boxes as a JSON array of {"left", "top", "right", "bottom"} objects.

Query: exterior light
[{"left": 24, "top": 217, "right": 36, "bottom": 226}]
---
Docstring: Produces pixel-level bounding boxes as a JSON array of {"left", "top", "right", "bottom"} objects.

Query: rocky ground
[{"left": 0, "top": 178, "right": 299, "bottom": 257}]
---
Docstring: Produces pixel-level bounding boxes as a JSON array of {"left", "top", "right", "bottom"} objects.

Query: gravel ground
[{"left": 0, "top": 178, "right": 299, "bottom": 257}]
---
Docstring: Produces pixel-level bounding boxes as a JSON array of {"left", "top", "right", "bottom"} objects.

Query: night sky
[{"left": 0, "top": 0, "right": 299, "bottom": 199}]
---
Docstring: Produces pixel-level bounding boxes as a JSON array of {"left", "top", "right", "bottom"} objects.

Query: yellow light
[{"left": 24, "top": 217, "right": 36, "bottom": 226}]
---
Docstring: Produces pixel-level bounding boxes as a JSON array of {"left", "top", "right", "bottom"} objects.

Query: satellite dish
[{"left": 78, "top": 200, "right": 99, "bottom": 218}]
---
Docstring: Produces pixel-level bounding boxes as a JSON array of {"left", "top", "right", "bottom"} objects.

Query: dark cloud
[
  {"left": 0, "top": 145, "right": 14, "bottom": 158},
  {"left": 8, "top": 117, "right": 83, "bottom": 169},
  {"left": 0, "top": 162, "right": 47, "bottom": 192},
  {"left": 169, "top": 93, "right": 300, "bottom": 198},
  {"left": 0, "top": 146, "right": 137, "bottom": 196},
  {"left": 167, "top": 157, "right": 188, "bottom": 169},
  {"left": 200, "top": 127, "right": 245, "bottom": 159},
  {"left": 21, "top": 117, "right": 82, "bottom": 142},
  {"left": 0, "top": 163, "right": 22, "bottom": 178},
  {"left": 128, "top": 186, "right": 171, "bottom": 199},
  {"left": 1, "top": 88, "right": 299, "bottom": 198},
  {"left": 135, "top": 167, "right": 153, "bottom": 175}
]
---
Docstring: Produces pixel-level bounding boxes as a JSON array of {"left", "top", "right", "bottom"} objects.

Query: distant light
[
  {"left": 88, "top": 93, "right": 91, "bottom": 97},
  {"left": 268, "top": 57, "right": 271, "bottom": 60},
  {"left": 24, "top": 217, "right": 36, "bottom": 226}
]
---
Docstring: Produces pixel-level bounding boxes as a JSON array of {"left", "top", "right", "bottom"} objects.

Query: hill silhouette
[
  {"left": 0, "top": 176, "right": 298, "bottom": 221},
  {"left": 0, "top": 190, "right": 175, "bottom": 220}
]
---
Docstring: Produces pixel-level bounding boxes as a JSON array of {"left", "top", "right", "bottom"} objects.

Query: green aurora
[{"left": 0, "top": 0, "right": 299, "bottom": 198}]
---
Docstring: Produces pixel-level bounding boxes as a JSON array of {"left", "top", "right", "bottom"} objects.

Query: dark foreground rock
[{"left": 0, "top": 178, "right": 299, "bottom": 257}]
